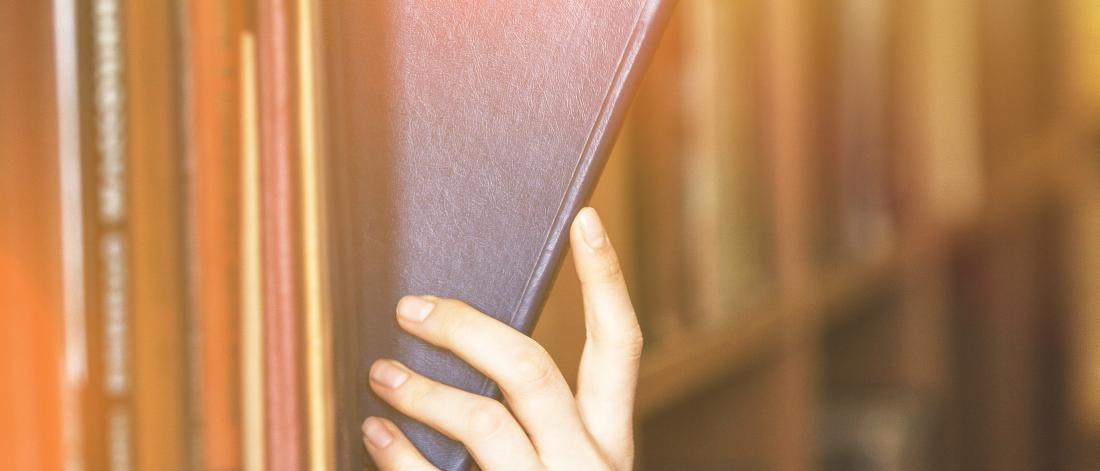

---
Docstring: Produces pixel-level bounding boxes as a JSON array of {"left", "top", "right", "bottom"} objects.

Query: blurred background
[
  {"left": 3, "top": 0, "right": 1100, "bottom": 470},
  {"left": 533, "top": 0, "right": 1100, "bottom": 470}
]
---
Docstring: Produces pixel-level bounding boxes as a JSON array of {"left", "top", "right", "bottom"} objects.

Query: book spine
[
  {"left": 182, "top": 0, "right": 246, "bottom": 468},
  {"left": 123, "top": 0, "right": 189, "bottom": 469},
  {"left": 627, "top": 4, "right": 690, "bottom": 339},
  {"left": 836, "top": 0, "right": 893, "bottom": 256},
  {"left": 295, "top": 0, "right": 334, "bottom": 467},
  {"left": 717, "top": 0, "right": 775, "bottom": 317},
  {"left": 0, "top": 2, "right": 69, "bottom": 469},
  {"left": 257, "top": 0, "right": 304, "bottom": 467},
  {"left": 1064, "top": 0, "right": 1100, "bottom": 441},
  {"left": 923, "top": 0, "right": 982, "bottom": 223},
  {"left": 86, "top": 0, "right": 135, "bottom": 469},
  {"left": 240, "top": 31, "right": 268, "bottom": 471},
  {"left": 681, "top": 0, "right": 723, "bottom": 325},
  {"left": 762, "top": 1, "right": 818, "bottom": 469},
  {"left": 312, "top": 2, "right": 385, "bottom": 468},
  {"left": 53, "top": 0, "right": 91, "bottom": 467}
]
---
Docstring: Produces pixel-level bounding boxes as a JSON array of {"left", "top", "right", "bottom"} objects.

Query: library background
[{"left": 3, "top": 0, "right": 1100, "bottom": 470}]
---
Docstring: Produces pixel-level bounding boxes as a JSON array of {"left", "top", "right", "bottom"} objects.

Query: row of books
[
  {"left": 619, "top": 0, "right": 902, "bottom": 341},
  {"left": 611, "top": 0, "right": 1081, "bottom": 345},
  {"left": 623, "top": 0, "right": 1100, "bottom": 468},
  {"left": 2, "top": 0, "right": 336, "bottom": 469}
]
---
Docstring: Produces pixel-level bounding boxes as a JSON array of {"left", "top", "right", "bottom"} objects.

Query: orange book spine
[
  {"left": 184, "top": 0, "right": 246, "bottom": 468},
  {"left": 0, "top": 3, "right": 67, "bottom": 469}
]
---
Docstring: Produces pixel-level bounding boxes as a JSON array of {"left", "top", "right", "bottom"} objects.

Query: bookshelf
[
  {"left": 535, "top": 0, "right": 1100, "bottom": 469},
  {"left": 636, "top": 252, "right": 897, "bottom": 419},
  {"left": 6, "top": 0, "right": 1100, "bottom": 469}
]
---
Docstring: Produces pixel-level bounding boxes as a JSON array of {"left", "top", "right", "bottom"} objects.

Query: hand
[{"left": 361, "top": 207, "right": 643, "bottom": 470}]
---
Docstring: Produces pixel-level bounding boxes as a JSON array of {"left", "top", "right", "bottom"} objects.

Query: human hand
[{"left": 362, "top": 207, "right": 643, "bottom": 470}]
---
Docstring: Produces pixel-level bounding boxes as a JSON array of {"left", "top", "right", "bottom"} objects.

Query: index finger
[{"left": 570, "top": 207, "right": 642, "bottom": 466}]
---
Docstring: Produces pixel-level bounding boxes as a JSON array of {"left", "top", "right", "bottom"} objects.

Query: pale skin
[{"left": 362, "top": 207, "right": 643, "bottom": 471}]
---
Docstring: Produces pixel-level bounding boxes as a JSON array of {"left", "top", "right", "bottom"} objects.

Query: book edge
[{"left": 481, "top": 0, "right": 679, "bottom": 407}]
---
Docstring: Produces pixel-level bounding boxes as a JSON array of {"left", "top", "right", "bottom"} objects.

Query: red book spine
[{"left": 257, "top": 0, "right": 304, "bottom": 468}]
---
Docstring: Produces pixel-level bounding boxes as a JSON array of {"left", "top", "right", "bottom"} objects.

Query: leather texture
[{"left": 320, "top": 1, "right": 676, "bottom": 469}]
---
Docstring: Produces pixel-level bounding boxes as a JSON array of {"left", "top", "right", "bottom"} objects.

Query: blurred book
[{"left": 822, "top": 399, "right": 932, "bottom": 471}]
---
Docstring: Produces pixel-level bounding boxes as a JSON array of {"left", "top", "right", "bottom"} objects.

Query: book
[
  {"left": 317, "top": 1, "right": 676, "bottom": 469},
  {"left": 1065, "top": 0, "right": 1100, "bottom": 118},
  {"left": 822, "top": 399, "right": 932, "bottom": 471},
  {"left": 183, "top": 0, "right": 247, "bottom": 468},
  {"left": 834, "top": 0, "right": 894, "bottom": 258},
  {"left": 123, "top": 0, "right": 189, "bottom": 468},
  {"left": 919, "top": 0, "right": 983, "bottom": 224},
  {"left": 294, "top": 0, "right": 336, "bottom": 467},
  {"left": 54, "top": 0, "right": 91, "bottom": 467},
  {"left": 239, "top": 31, "right": 267, "bottom": 471},
  {"left": 0, "top": 2, "right": 68, "bottom": 468},
  {"left": 78, "top": 0, "right": 135, "bottom": 467},
  {"left": 628, "top": 5, "right": 690, "bottom": 340},
  {"left": 976, "top": 0, "right": 1051, "bottom": 168},
  {"left": 681, "top": 0, "right": 724, "bottom": 326},
  {"left": 681, "top": 0, "right": 774, "bottom": 327},
  {"left": 256, "top": 0, "right": 308, "bottom": 468}
]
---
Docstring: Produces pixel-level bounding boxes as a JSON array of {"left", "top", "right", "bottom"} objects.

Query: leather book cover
[{"left": 319, "top": 1, "right": 676, "bottom": 469}]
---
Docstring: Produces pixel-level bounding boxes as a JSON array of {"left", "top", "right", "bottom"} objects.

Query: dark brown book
[
  {"left": 318, "top": 1, "right": 676, "bottom": 469},
  {"left": 77, "top": 0, "right": 135, "bottom": 467}
]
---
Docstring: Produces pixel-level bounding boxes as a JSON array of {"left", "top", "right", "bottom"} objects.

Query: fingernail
[
  {"left": 578, "top": 207, "right": 607, "bottom": 249},
  {"left": 370, "top": 361, "right": 409, "bottom": 389},
  {"left": 362, "top": 417, "right": 394, "bottom": 448},
  {"left": 397, "top": 295, "right": 435, "bottom": 322}
]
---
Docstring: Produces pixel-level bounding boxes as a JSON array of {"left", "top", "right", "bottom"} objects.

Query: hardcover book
[{"left": 319, "top": 1, "right": 676, "bottom": 469}]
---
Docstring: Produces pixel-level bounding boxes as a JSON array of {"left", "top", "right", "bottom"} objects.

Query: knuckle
[
  {"left": 465, "top": 400, "right": 509, "bottom": 438},
  {"left": 509, "top": 341, "right": 556, "bottom": 392},
  {"left": 398, "top": 380, "right": 431, "bottom": 412},
  {"left": 592, "top": 320, "right": 644, "bottom": 359},
  {"left": 599, "top": 257, "right": 624, "bottom": 281},
  {"left": 434, "top": 299, "right": 481, "bottom": 338},
  {"left": 438, "top": 297, "right": 478, "bottom": 315},
  {"left": 438, "top": 307, "right": 472, "bottom": 340}
]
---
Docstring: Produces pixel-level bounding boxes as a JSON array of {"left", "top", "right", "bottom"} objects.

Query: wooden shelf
[
  {"left": 636, "top": 253, "right": 898, "bottom": 419},
  {"left": 633, "top": 129, "right": 1070, "bottom": 420}
]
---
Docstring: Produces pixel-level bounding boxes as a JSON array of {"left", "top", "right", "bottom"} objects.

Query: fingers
[
  {"left": 570, "top": 207, "right": 642, "bottom": 465},
  {"left": 362, "top": 416, "right": 439, "bottom": 471},
  {"left": 368, "top": 360, "right": 542, "bottom": 470},
  {"left": 393, "top": 296, "right": 594, "bottom": 460}
]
